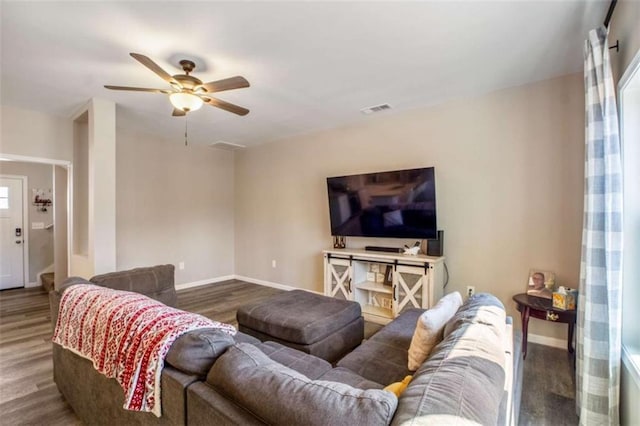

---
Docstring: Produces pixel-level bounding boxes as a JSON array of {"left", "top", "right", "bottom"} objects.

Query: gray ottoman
[{"left": 236, "top": 290, "right": 364, "bottom": 363}]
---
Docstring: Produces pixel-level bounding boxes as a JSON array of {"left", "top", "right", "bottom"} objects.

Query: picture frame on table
[{"left": 526, "top": 269, "right": 555, "bottom": 299}]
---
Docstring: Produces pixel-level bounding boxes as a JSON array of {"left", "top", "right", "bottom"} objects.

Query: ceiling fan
[{"left": 105, "top": 53, "right": 250, "bottom": 117}]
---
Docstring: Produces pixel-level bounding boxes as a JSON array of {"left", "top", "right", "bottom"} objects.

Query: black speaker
[{"left": 427, "top": 230, "right": 444, "bottom": 257}]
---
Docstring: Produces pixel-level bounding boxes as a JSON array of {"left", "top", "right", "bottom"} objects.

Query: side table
[{"left": 512, "top": 293, "right": 576, "bottom": 360}]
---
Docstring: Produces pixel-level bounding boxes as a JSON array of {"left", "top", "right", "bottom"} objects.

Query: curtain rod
[{"left": 604, "top": 0, "right": 617, "bottom": 28}]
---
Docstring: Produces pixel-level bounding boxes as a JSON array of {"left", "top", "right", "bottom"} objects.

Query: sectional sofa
[{"left": 50, "top": 265, "right": 522, "bottom": 425}]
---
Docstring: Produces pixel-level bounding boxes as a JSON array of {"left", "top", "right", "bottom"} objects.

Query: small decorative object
[
  {"left": 526, "top": 269, "right": 555, "bottom": 299},
  {"left": 552, "top": 287, "right": 578, "bottom": 310},
  {"left": 32, "top": 188, "right": 52, "bottom": 212},
  {"left": 333, "top": 236, "right": 346, "bottom": 249},
  {"left": 403, "top": 241, "right": 421, "bottom": 256},
  {"left": 383, "top": 265, "right": 393, "bottom": 286}
]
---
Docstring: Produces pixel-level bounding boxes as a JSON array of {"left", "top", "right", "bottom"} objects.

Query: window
[
  {"left": 619, "top": 48, "right": 640, "bottom": 383},
  {"left": 0, "top": 186, "right": 8, "bottom": 209}
]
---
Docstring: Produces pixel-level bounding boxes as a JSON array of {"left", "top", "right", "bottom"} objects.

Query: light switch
[{"left": 32, "top": 222, "right": 45, "bottom": 230}]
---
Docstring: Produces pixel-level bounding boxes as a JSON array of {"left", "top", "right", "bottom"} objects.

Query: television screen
[{"left": 326, "top": 167, "right": 437, "bottom": 239}]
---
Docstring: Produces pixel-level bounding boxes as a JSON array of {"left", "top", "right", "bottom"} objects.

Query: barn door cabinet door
[
  {"left": 392, "top": 264, "right": 427, "bottom": 316},
  {"left": 324, "top": 257, "right": 352, "bottom": 301}
]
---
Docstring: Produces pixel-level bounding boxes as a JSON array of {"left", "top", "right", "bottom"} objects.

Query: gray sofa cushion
[
  {"left": 90, "top": 264, "right": 177, "bottom": 307},
  {"left": 255, "top": 341, "right": 332, "bottom": 379},
  {"left": 165, "top": 328, "right": 235, "bottom": 377},
  {"left": 318, "top": 367, "right": 384, "bottom": 390},
  {"left": 369, "top": 308, "right": 424, "bottom": 347},
  {"left": 336, "top": 339, "right": 412, "bottom": 386},
  {"left": 443, "top": 292, "right": 506, "bottom": 338},
  {"left": 234, "top": 331, "right": 261, "bottom": 345},
  {"left": 208, "top": 343, "right": 398, "bottom": 426},
  {"left": 336, "top": 309, "right": 423, "bottom": 385},
  {"left": 236, "top": 290, "right": 361, "bottom": 344},
  {"left": 391, "top": 300, "right": 507, "bottom": 425}
]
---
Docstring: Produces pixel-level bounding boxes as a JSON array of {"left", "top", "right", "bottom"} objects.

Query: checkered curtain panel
[{"left": 576, "top": 26, "right": 623, "bottom": 425}]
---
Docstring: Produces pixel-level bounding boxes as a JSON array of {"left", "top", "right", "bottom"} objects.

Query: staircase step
[{"left": 41, "top": 273, "right": 55, "bottom": 292}]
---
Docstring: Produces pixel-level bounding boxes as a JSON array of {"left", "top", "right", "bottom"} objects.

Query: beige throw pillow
[{"left": 407, "top": 291, "right": 463, "bottom": 371}]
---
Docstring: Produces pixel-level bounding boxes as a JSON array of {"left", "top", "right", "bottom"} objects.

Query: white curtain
[{"left": 576, "top": 26, "right": 623, "bottom": 425}]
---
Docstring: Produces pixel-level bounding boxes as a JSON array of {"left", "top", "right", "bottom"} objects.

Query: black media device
[
  {"left": 326, "top": 167, "right": 437, "bottom": 239},
  {"left": 427, "top": 230, "right": 444, "bottom": 257},
  {"left": 364, "top": 246, "right": 404, "bottom": 253}
]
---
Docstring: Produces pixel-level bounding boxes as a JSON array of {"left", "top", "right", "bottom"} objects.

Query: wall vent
[
  {"left": 360, "top": 103, "right": 392, "bottom": 115},
  {"left": 209, "top": 141, "right": 246, "bottom": 151}
]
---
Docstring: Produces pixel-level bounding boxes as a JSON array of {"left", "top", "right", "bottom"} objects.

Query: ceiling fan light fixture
[{"left": 170, "top": 92, "right": 203, "bottom": 112}]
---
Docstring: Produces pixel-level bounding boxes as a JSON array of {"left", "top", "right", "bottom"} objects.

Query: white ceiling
[{"left": 1, "top": 1, "right": 607, "bottom": 147}]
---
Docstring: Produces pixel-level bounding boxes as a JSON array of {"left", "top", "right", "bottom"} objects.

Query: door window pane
[{"left": 0, "top": 187, "right": 8, "bottom": 209}]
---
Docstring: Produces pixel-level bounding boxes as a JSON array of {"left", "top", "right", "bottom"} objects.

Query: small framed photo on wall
[{"left": 526, "top": 269, "right": 555, "bottom": 299}]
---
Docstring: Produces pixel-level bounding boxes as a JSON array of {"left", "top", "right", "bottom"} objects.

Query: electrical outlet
[
  {"left": 466, "top": 286, "right": 475, "bottom": 298},
  {"left": 272, "top": 260, "right": 277, "bottom": 268},
  {"left": 179, "top": 262, "right": 185, "bottom": 270}
]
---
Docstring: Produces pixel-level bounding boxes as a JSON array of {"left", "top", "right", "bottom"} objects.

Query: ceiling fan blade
[
  {"left": 201, "top": 76, "right": 250, "bottom": 93},
  {"left": 202, "top": 96, "right": 250, "bottom": 116},
  {"left": 104, "top": 85, "right": 171, "bottom": 94},
  {"left": 172, "top": 108, "right": 186, "bottom": 117},
  {"left": 130, "top": 53, "right": 181, "bottom": 87}
]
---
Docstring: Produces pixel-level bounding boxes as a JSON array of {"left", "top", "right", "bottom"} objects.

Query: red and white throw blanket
[{"left": 52, "top": 284, "right": 236, "bottom": 417}]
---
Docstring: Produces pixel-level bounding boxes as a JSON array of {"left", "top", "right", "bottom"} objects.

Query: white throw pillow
[{"left": 407, "top": 291, "right": 463, "bottom": 371}]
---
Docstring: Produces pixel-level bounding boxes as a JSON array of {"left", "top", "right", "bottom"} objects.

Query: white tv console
[{"left": 323, "top": 248, "right": 445, "bottom": 324}]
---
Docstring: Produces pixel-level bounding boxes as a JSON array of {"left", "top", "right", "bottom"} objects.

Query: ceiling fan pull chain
[{"left": 185, "top": 116, "right": 188, "bottom": 146}]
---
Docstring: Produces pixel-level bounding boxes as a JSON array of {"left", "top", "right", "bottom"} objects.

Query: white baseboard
[
  {"left": 527, "top": 333, "right": 567, "bottom": 350},
  {"left": 234, "top": 275, "right": 298, "bottom": 292},
  {"left": 26, "top": 281, "right": 39, "bottom": 288},
  {"left": 176, "top": 275, "right": 235, "bottom": 291},
  {"left": 175, "top": 274, "right": 316, "bottom": 293}
]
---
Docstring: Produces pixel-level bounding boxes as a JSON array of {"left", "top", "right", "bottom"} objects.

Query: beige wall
[
  {"left": 609, "top": 0, "right": 640, "bottom": 84},
  {"left": 235, "top": 73, "right": 585, "bottom": 341},
  {"left": 0, "top": 161, "right": 54, "bottom": 284},
  {"left": 0, "top": 106, "right": 73, "bottom": 161},
  {"left": 116, "top": 128, "right": 235, "bottom": 285}
]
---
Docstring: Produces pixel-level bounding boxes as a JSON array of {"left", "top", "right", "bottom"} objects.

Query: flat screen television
[{"left": 326, "top": 167, "right": 437, "bottom": 239}]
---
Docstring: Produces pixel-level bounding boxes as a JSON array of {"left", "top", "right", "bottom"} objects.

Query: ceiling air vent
[
  {"left": 209, "top": 141, "right": 246, "bottom": 151},
  {"left": 360, "top": 103, "right": 392, "bottom": 115}
]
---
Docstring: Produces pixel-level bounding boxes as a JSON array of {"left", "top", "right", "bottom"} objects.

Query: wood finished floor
[{"left": 0, "top": 281, "right": 577, "bottom": 425}]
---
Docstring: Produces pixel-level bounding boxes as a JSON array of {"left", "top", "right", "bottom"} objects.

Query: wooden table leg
[
  {"left": 521, "top": 306, "right": 530, "bottom": 360},
  {"left": 567, "top": 321, "right": 575, "bottom": 354}
]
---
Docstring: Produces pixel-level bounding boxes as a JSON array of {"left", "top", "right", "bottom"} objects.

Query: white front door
[{"left": 0, "top": 177, "right": 25, "bottom": 289}]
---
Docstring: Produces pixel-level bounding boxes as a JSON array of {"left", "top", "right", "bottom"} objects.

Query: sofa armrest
[
  {"left": 49, "top": 277, "right": 91, "bottom": 332},
  {"left": 49, "top": 290, "right": 61, "bottom": 333}
]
